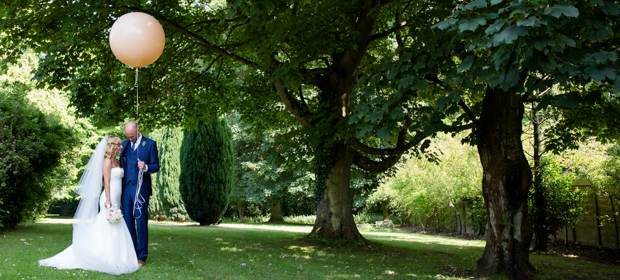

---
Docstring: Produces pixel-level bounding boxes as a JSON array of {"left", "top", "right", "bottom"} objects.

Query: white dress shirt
[{"left": 131, "top": 133, "right": 148, "bottom": 172}]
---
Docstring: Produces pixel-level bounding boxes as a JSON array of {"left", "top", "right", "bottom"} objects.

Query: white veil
[{"left": 72, "top": 135, "right": 108, "bottom": 243}]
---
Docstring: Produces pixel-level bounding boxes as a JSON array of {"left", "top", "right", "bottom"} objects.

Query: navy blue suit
[{"left": 120, "top": 136, "right": 160, "bottom": 262}]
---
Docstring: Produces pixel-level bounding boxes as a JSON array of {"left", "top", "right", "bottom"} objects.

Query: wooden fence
[{"left": 554, "top": 191, "right": 620, "bottom": 250}]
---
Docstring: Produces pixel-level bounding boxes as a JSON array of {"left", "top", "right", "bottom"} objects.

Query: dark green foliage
[
  {"left": 529, "top": 157, "right": 588, "bottom": 236},
  {"left": 228, "top": 112, "right": 313, "bottom": 220},
  {"left": 179, "top": 118, "right": 234, "bottom": 226},
  {"left": 465, "top": 197, "right": 488, "bottom": 236},
  {"left": 0, "top": 93, "right": 74, "bottom": 229},
  {"left": 149, "top": 127, "right": 189, "bottom": 221}
]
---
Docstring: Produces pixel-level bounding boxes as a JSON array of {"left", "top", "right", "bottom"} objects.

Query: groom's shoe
[{"left": 138, "top": 260, "right": 146, "bottom": 266}]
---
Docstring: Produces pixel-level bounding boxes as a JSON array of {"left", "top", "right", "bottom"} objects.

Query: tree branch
[
  {"left": 370, "top": 21, "right": 410, "bottom": 42},
  {"left": 274, "top": 78, "right": 311, "bottom": 126},
  {"left": 458, "top": 100, "right": 480, "bottom": 131},
  {"left": 180, "top": 55, "right": 223, "bottom": 86},
  {"left": 353, "top": 152, "right": 402, "bottom": 173},
  {"left": 185, "top": 18, "right": 239, "bottom": 27},
  {"left": 349, "top": 126, "right": 418, "bottom": 156}
]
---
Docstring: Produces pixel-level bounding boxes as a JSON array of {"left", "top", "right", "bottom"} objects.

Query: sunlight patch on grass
[
  {"left": 285, "top": 245, "right": 316, "bottom": 254},
  {"left": 219, "top": 246, "right": 241, "bottom": 252}
]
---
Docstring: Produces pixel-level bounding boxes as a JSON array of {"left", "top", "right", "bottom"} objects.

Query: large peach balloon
[{"left": 109, "top": 12, "right": 165, "bottom": 68}]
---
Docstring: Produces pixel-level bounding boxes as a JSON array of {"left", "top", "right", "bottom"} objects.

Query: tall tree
[
  {"left": 0, "top": 0, "right": 455, "bottom": 240},
  {"left": 360, "top": 0, "right": 620, "bottom": 278},
  {"left": 179, "top": 118, "right": 234, "bottom": 225}
]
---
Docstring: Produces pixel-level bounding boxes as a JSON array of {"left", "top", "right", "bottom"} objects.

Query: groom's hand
[{"left": 137, "top": 158, "right": 146, "bottom": 170}]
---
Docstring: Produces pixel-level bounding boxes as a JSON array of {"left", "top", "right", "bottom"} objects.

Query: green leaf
[
  {"left": 423, "top": 125, "right": 436, "bottom": 137},
  {"left": 411, "top": 79, "right": 429, "bottom": 90},
  {"left": 390, "top": 106, "right": 405, "bottom": 120},
  {"left": 588, "top": 67, "right": 617, "bottom": 82},
  {"left": 554, "top": 93, "right": 579, "bottom": 109},
  {"left": 463, "top": 0, "right": 488, "bottom": 11},
  {"left": 358, "top": 124, "right": 373, "bottom": 137},
  {"left": 556, "top": 34, "right": 576, "bottom": 48},
  {"left": 490, "top": 0, "right": 503, "bottom": 6},
  {"left": 435, "top": 96, "right": 449, "bottom": 111},
  {"left": 365, "top": 110, "right": 384, "bottom": 122},
  {"left": 482, "top": 13, "right": 499, "bottom": 19},
  {"left": 613, "top": 76, "right": 620, "bottom": 93},
  {"left": 592, "top": 51, "right": 617, "bottom": 63},
  {"left": 459, "top": 18, "right": 487, "bottom": 32},
  {"left": 544, "top": 5, "right": 579, "bottom": 18},
  {"left": 448, "top": 90, "right": 463, "bottom": 103},
  {"left": 377, "top": 127, "right": 391, "bottom": 140},
  {"left": 492, "top": 26, "right": 528, "bottom": 44},
  {"left": 432, "top": 18, "right": 458, "bottom": 30},
  {"left": 457, "top": 56, "right": 474, "bottom": 73},
  {"left": 516, "top": 17, "right": 536, "bottom": 27},
  {"left": 348, "top": 114, "right": 360, "bottom": 125},
  {"left": 485, "top": 19, "right": 508, "bottom": 34},
  {"left": 603, "top": 2, "right": 620, "bottom": 16},
  {"left": 533, "top": 36, "right": 555, "bottom": 51},
  {"left": 535, "top": 95, "right": 554, "bottom": 111}
]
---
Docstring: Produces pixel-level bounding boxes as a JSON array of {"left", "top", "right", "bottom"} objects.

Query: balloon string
[
  {"left": 134, "top": 169, "right": 145, "bottom": 219},
  {"left": 135, "top": 68, "right": 139, "bottom": 120},
  {"left": 133, "top": 67, "right": 144, "bottom": 219}
]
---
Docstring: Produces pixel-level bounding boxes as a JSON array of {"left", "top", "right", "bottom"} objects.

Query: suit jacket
[{"left": 120, "top": 136, "right": 160, "bottom": 197}]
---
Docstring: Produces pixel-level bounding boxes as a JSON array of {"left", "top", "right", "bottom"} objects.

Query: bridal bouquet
[{"left": 106, "top": 207, "right": 123, "bottom": 223}]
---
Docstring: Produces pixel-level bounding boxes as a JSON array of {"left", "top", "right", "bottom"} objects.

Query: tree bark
[
  {"left": 310, "top": 144, "right": 364, "bottom": 240},
  {"left": 475, "top": 88, "right": 535, "bottom": 279},
  {"left": 382, "top": 201, "right": 389, "bottom": 220},
  {"left": 238, "top": 203, "right": 245, "bottom": 223},
  {"left": 532, "top": 108, "right": 548, "bottom": 251},
  {"left": 269, "top": 201, "right": 284, "bottom": 222}
]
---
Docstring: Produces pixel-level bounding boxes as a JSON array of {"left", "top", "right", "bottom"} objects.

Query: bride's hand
[{"left": 105, "top": 201, "right": 112, "bottom": 208}]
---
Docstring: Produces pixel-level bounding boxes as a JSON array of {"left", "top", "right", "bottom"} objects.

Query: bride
[{"left": 39, "top": 135, "right": 141, "bottom": 275}]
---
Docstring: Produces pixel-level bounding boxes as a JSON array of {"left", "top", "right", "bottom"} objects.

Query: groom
[{"left": 120, "top": 121, "right": 160, "bottom": 266}]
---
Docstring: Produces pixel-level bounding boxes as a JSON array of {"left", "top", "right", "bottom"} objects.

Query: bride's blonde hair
[{"left": 105, "top": 136, "right": 122, "bottom": 159}]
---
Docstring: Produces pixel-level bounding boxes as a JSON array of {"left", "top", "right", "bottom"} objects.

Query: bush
[
  {"left": 149, "top": 127, "right": 190, "bottom": 221},
  {"left": 283, "top": 215, "right": 316, "bottom": 225},
  {"left": 370, "top": 134, "right": 484, "bottom": 232},
  {"left": 529, "top": 157, "right": 588, "bottom": 235},
  {"left": 0, "top": 93, "right": 74, "bottom": 229},
  {"left": 179, "top": 118, "right": 234, "bottom": 225}
]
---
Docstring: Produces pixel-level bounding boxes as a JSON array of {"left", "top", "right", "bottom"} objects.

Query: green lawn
[{"left": 1, "top": 219, "right": 618, "bottom": 279}]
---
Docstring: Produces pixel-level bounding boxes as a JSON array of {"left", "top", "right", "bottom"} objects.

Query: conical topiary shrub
[{"left": 179, "top": 118, "right": 234, "bottom": 225}]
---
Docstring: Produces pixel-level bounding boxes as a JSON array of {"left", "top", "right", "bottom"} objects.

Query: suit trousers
[{"left": 122, "top": 183, "right": 149, "bottom": 262}]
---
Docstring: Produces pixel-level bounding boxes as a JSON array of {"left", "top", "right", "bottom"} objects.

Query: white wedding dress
[{"left": 39, "top": 168, "right": 141, "bottom": 276}]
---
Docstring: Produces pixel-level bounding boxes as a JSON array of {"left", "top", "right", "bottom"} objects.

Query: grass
[{"left": 0, "top": 219, "right": 619, "bottom": 279}]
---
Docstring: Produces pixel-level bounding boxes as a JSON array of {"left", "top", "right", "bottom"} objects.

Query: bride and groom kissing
[{"left": 39, "top": 122, "right": 160, "bottom": 276}]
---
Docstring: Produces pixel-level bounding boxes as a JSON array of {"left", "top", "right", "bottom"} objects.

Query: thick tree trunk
[
  {"left": 238, "top": 203, "right": 245, "bottom": 223},
  {"left": 310, "top": 145, "right": 364, "bottom": 240},
  {"left": 532, "top": 108, "right": 548, "bottom": 251},
  {"left": 475, "top": 89, "right": 534, "bottom": 279},
  {"left": 269, "top": 201, "right": 284, "bottom": 222}
]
